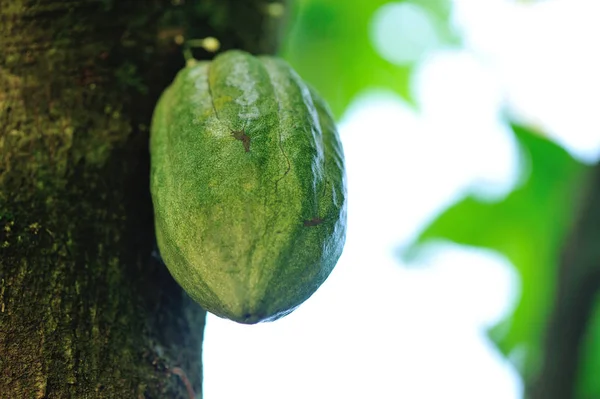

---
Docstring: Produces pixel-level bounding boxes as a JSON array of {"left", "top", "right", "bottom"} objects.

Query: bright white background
[{"left": 203, "top": 1, "right": 600, "bottom": 398}]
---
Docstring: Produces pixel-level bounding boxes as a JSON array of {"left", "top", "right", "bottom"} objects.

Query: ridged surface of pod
[{"left": 150, "top": 50, "right": 347, "bottom": 324}]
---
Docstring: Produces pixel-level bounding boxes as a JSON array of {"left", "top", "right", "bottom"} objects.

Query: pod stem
[
  {"left": 183, "top": 37, "right": 221, "bottom": 65},
  {"left": 182, "top": 45, "right": 194, "bottom": 64}
]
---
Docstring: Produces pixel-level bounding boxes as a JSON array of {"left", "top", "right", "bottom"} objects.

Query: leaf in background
[
  {"left": 280, "top": 0, "right": 455, "bottom": 118},
  {"left": 575, "top": 297, "right": 600, "bottom": 399},
  {"left": 400, "top": 124, "right": 589, "bottom": 381}
]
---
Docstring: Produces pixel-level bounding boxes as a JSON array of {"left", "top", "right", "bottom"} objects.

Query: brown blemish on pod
[
  {"left": 303, "top": 217, "right": 323, "bottom": 227},
  {"left": 231, "top": 129, "right": 251, "bottom": 152}
]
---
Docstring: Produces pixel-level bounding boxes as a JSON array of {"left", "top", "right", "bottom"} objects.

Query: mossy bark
[{"left": 0, "top": 1, "right": 288, "bottom": 397}]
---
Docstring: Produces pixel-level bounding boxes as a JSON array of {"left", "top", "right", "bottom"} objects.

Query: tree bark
[{"left": 0, "top": 1, "right": 287, "bottom": 397}]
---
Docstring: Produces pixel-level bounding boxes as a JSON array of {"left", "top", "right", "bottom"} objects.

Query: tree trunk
[
  {"left": 530, "top": 163, "right": 600, "bottom": 399},
  {"left": 0, "top": 1, "right": 287, "bottom": 397}
]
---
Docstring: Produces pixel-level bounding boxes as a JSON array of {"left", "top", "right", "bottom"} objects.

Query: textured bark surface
[{"left": 0, "top": 0, "right": 287, "bottom": 397}]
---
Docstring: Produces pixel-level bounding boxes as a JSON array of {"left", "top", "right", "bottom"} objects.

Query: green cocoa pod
[{"left": 150, "top": 50, "right": 347, "bottom": 324}]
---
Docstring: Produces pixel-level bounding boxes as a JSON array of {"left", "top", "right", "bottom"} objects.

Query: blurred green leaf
[
  {"left": 280, "top": 0, "right": 454, "bottom": 118},
  {"left": 575, "top": 297, "right": 600, "bottom": 399},
  {"left": 401, "top": 124, "right": 589, "bottom": 381}
]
